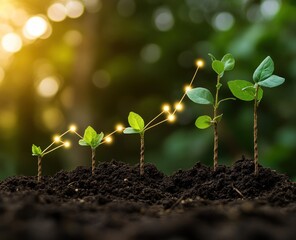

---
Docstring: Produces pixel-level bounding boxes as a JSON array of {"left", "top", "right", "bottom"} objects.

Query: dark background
[{"left": 0, "top": 0, "right": 295, "bottom": 180}]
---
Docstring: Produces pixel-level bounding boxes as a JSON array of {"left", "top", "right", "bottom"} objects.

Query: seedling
[
  {"left": 228, "top": 56, "right": 285, "bottom": 175},
  {"left": 78, "top": 125, "right": 124, "bottom": 175},
  {"left": 32, "top": 125, "right": 74, "bottom": 182},
  {"left": 186, "top": 53, "right": 235, "bottom": 171},
  {"left": 124, "top": 59, "right": 205, "bottom": 175}
]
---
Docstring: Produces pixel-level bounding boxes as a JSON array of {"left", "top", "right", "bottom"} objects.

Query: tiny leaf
[
  {"left": 257, "top": 75, "right": 285, "bottom": 88},
  {"left": 195, "top": 115, "right": 212, "bottom": 129},
  {"left": 221, "top": 53, "right": 235, "bottom": 71},
  {"left": 123, "top": 127, "right": 141, "bottom": 134},
  {"left": 228, "top": 80, "right": 263, "bottom": 101},
  {"left": 253, "top": 56, "right": 274, "bottom": 82},
  {"left": 212, "top": 60, "right": 225, "bottom": 76},
  {"left": 32, "top": 144, "right": 42, "bottom": 156},
  {"left": 208, "top": 53, "right": 216, "bottom": 61},
  {"left": 78, "top": 139, "right": 88, "bottom": 146},
  {"left": 80, "top": 126, "right": 104, "bottom": 149},
  {"left": 128, "top": 112, "right": 145, "bottom": 131},
  {"left": 187, "top": 87, "right": 214, "bottom": 105}
]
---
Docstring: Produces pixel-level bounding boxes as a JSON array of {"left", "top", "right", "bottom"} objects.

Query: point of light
[
  {"left": 1, "top": 33, "right": 23, "bottom": 53},
  {"left": 162, "top": 104, "right": 170, "bottom": 112},
  {"left": 37, "top": 76, "right": 59, "bottom": 98},
  {"left": 23, "top": 16, "right": 48, "bottom": 39},
  {"left": 167, "top": 114, "right": 176, "bottom": 122},
  {"left": 47, "top": 3, "right": 67, "bottom": 22},
  {"left": 69, "top": 124, "right": 77, "bottom": 132},
  {"left": 195, "top": 59, "right": 205, "bottom": 68},
  {"left": 64, "top": 141, "right": 71, "bottom": 148},
  {"left": 66, "top": 1, "right": 84, "bottom": 19},
  {"left": 105, "top": 136, "right": 113, "bottom": 143},
  {"left": 116, "top": 124, "right": 124, "bottom": 132},
  {"left": 54, "top": 135, "right": 61, "bottom": 142},
  {"left": 174, "top": 102, "right": 184, "bottom": 112},
  {"left": 184, "top": 85, "right": 192, "bottom": 92}
]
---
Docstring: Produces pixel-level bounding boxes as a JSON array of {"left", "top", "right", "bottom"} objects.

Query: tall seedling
[
  {"left": 228, "top": 56, "right": 285, "bottom": 175},
  {"left": 186, "top": 53, "right": 235, "bottom": 171}
]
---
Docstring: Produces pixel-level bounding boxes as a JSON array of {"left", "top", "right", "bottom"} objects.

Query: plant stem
[
  {"left": 140, "top": 133, "right": 145, "bottom": 176},
  {"left": 91, "top": 148, "right": 96, "bottom": 175},
  {"left": 254, "top": 85, "right": 259, "bottom": 176},
  {"left": 37, "top": 156, "right": 42, "bottom": 182},
  {"left": 213, "top": 75, "right": 221, "bottom": 171}
]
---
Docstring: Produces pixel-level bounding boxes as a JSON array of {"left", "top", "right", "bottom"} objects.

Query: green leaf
[
  {"left": 228, "top": 80, "right": 263, "bottom": 101},
  {"left": 195, "top": 115, "right": 212, "bottom": 129},
  {"left": 257, "top": 75, "right": 285, "bottom": 88},
  {"left": 187, "top": 87, "right": 214, "bottom": 105},
  {"left": 221, "top": 53, "right": 235, "bottom": 71},
  {"left": 32, "top": 144, "right": 42, "bottom": 156},
  {"left": 128, "top": 112, "right": 145, "bottom": 131},
  {"left": 212, "top": 60, "right": 225, "bottom": 76},
  {"left": 80, "top": 126, "right": 104, "bottom": 149},
  {"left": 123, "top": 127, "right": 141, "bottom": 134},
  {"left": 253, "top": 56, "right": 274, "bottom": 82}
]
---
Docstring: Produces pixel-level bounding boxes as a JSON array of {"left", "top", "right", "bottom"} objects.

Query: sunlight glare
[
  {"left": 1, "top": 33, "right": 23, "bottom": 53},
  {"left": 23, "top": 16, "right": 48, "bottom": 39}
]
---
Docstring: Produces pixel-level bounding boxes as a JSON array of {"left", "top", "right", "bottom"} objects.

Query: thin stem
[
  {"left": 73, "top": 131, "right": 83, "bottom": 139},
  {"left": 105, "top": 129, "right": 118, "bottom": 139},
  {"left": 144, "top": 111, "right": 165, "bottom": 130},
  {"left": 217, "top": 97, "right": 236, "bottom": 106},
  {"left": 91, "top": 148, "right": 96, "bottom": 175},
  {"left": 144, "top": 118, "right": 169, "bottom": 132},
  {"left": 43, "top": 144, "right": 65, "bottom": 156},
  {"left": 37, "top": 156, "right": 42, "bottom": 182},
  {"left": 140, "top": 133, "right": 145, "bottom": 176},
  {"left": 41, "top": 141, "right": 56, "bottom": 154},
  {"left": 254, "top": 85, "right": 259, "bottom": 176},
  {"left": 213, "top": 75, "right": 221, "bottom": 171}
]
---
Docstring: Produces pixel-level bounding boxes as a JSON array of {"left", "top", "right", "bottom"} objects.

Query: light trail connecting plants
[{"left": 124, "top": 59, "right": 205, "bottom": 175}]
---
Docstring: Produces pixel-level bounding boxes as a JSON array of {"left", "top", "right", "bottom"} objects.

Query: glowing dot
[
  {"left": 162, "top": 104, "right": 170, "bottom": 112},
  {"left": 168, "top": 114, "right": 176, "bottom": 122},
  {"left": 64, "top": 141, "right": 71, "bottom": 148},
  {"left": 23, "top": 16, "right": 48, "bottom": 39},
  {"left": 184, "top": 85, "right": 192, "bottom": 92},
  {"left": 195, "top": 59, "right": 205, "bottom": 68},
  {"left": 47, "top": 3, "right": 67, "bottom": 22},
  {"left": 174, "top": 103, "right": 184, "bottom": 112},
  {"left": 54, "top": 135, "right": 61, "bottom": 142},
  {"left": 105, "top": 136, "right": 113, "bottom": 143},
  {"left": 1, "top": 33, "right": 23, "bottom": 53},
  {"left": 66, "top": 1, "right": 84, "bottom": 19},
  {"left": 37, "top": 76, "right": 59, "bottom": 98},
  {"left": 69, "top": 125, "right": 77, "bottom": 132},
  {"left": 116, "top": 124, "right": 124, "bottom": 132}
]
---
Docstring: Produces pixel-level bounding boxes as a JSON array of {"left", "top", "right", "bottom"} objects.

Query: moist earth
[{"left": 0, "top": 158, "right": 295, "bottom": 240}]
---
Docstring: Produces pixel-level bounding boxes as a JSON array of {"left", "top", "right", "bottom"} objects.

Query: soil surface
[{"left": 0, "top": 158, "right": 295, "bottom": 240}]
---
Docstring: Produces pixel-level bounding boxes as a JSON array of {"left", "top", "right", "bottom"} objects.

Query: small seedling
[
  {"left": 186, "top": 53, "right": 235, "bottom": 171},
  {"left": 124, "top": 59, "right": 205, "bottom": 175},
  {"left": 228, "top": 56, "right": 285, "bottom": 175},
  {"left": 32, "top": 127, "right": 72, "bottom": 182},
  {"left": 78, "top": 125, "right": 124, "bottom": 175}
]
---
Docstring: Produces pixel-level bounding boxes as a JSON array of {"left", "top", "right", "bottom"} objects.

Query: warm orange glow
[
  {"left": 37, "top": 76, "right": 59, "bottom": 98},
  {"left": 116, "top": 124, "right": 124, "bottom": 132},
  {"left": 69, "top": 124, "right": 77, "bottom": 132},
  {"left": 64, "top": 141, "right": 71, "bottom": 148},
  {"left": 105, "top": 136, "right": 113, "bottom": 143},
  {"left": 184, "top": 85, "right": 192, "bottom": 92},
  {"left": 174, "top": 102, "right": 184, "bottom": 112},
  {"left": 47, "top": 3, "right": 67, "bottom": 22},
  {"left": 162, "top": 104, "right": 170, "bottom": 112},
  {"left": 66, "top": 1, "right": 84, "bottom": 19},
  {"left": 167, "top": 114, "right": 176, "bottom": 122},
  {"left": 23, "top": 16, "right": 49, "bottom": 39},
  {"left": 53, "top": 135, "right": 61, "bottom": 142},
  {"left": 195, "top": 59, "right": 205, "bottom": 68}
]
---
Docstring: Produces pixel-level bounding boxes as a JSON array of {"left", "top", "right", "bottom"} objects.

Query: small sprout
[
  {"left": 228, "top": 56, "right": 285, "bottom": 175},
  {"left": 78, "top": 126, "right": 104, "bottom": 175},
  {"left": 187, "top": 53, "right": 235, "bottom": 171}
]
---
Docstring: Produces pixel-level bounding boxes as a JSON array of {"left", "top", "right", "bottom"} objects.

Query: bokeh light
[
  {"left": 37, "top": 76, "right": 60, "bottom": 98},
  {"left": 140, "top": 44, "right": 162, "bottom": 63},
  {"left": 23, "top": 16, "right": 49, "bottom": 39},
  {"left": 1, "top": 33, "right": 23, "bottom": 53},
  {"left": 65, "top": 1, "right": 84, "bottom": 19},
  {"left": 212, "top": 12, "right": 235, "bottom": 31},
  {"left": 153, "top": 7, "right": 174, "bottom": 31},
  {"left": 47, "top": 3, "right": 67, "bottom": 22}
]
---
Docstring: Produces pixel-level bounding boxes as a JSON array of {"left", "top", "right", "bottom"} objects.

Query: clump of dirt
[{"left": 0, "top": 158, "right": 295, "bottom": 240}]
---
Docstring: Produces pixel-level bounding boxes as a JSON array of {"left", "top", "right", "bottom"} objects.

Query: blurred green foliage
[{"left": 0, "top": 0, "right": 295, "bottom": 179}]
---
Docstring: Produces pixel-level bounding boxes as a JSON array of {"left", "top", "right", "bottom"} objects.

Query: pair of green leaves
[
  {"left": 32, "top": 144, "right": 43, "bottom": 157},
  {"left": 228, "top": 56, "right": 285, "bottom": 101},
  {"left": 79, "top": 126, "right": 104, "bottom": 149},
  {"left": 123, "top": 112, "right": 145, "bottom": 135},
  {"left": 209, "top": 53, "right": 235, "bottom": 77},
  {"left": 186, "top": 53, "right": 235, "bottom": 129}
]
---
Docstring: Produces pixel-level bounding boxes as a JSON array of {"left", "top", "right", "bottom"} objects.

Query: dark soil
[{"left": 0, "top": 158, "right": 295, "bottom": 240}]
